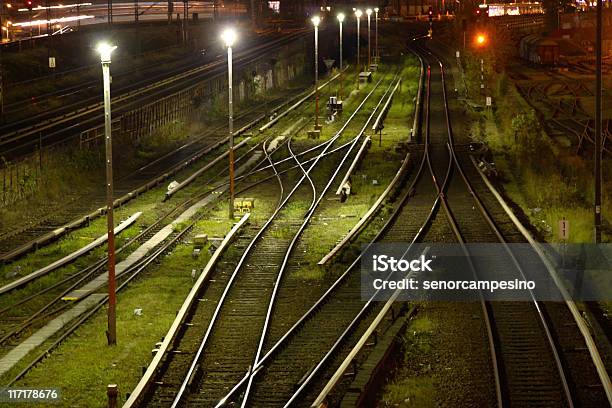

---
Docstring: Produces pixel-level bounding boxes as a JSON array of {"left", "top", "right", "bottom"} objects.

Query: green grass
[
  {"left": 0, "top": 242, "right": 211, "bottom": 407},
  {"left": 379, "top": 314, "right": 435, "bottom": 407},
  {"left": 467, "top": 77, "right": 611, "bottom": 243}
]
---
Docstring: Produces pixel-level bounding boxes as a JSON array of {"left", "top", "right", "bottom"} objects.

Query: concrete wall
[{"left": 116, "top": 33, "right": 313, "bottom": 142}]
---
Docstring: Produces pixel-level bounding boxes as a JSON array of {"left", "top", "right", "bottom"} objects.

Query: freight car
[{"left": 519, "top": 35, "right": 560, "bottom": 65}]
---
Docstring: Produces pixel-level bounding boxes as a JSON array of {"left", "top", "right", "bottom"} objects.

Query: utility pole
[
  {"left": 107, "top": 0, "right": 113, "bottom": 24},
  {"left": 595, "top": 0, "right": 602, "bottom": 243},
  {"left": 0, "top": 0, "right": 4, "bottom": 118},
  {"left": 183, "top": 0, "right": 188, "bottom": 43}
]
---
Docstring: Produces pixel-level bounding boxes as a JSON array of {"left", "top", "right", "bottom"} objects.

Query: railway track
[
  {"left": 124, "top": 72, "right": 397, "bottom": 407},
  {"left": 2, "top": 30, "right": 282, "bottom": 120},
  {"left": 203, "top": 41, "right": 610, "bottom": 407},
  {"left": 0, "top": 65, "right": 345, "bottom": 263},
  {"left": 0, "top": 30, "right": 308, "bottom": 159},
  {"left": 420, "top": 46, "right": 575, "bottom": 406}
]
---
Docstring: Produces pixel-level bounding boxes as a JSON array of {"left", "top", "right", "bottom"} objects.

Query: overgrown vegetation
[{"left": 459, "top": 40, "right": 611, "bottom": 243}]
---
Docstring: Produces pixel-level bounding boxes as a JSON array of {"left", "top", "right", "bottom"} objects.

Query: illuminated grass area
[{"left": 0, "top": 242, "right": 211, "bottom": 407}]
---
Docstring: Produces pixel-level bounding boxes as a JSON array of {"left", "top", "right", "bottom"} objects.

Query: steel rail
[
  {"left": 214, "top": 53, "right": 434, "bottom": 408},
  {"left": 470, "top": 154, "right": 612, "bottom": 405},
  {"left": 0, "top": 137, "right": 276, "bottom": 350},
  {"left": 168, "top": 75, "right": 386, "bottom": 408},
  {"left": 5, "top": 219, "right": 197, "bottom": 387},
  {"left": 0, "top": 73, "right": 334, "bottom": 264},
  {"left": 238, "top": 75, "right": 398, "bottom": 407},
  {"left": 428, "top": 45, "right": 573, "bottom": 407},
  {"left": 0, "top": 32, "right": 307, "bottom": 150}
]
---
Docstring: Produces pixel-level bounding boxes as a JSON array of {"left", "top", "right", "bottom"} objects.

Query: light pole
[
  {"left": 355, "top": 9, "right": 362, "bottom": 86},
  {"left": 312, "top": 15, "right": 320, "bottom": 130},
  {"left": 337, "top": 12, "right": 344, "bottom": 100},
  {"left": 222, "top": 28, "right": 236, "bottom": 219},
  {"left": 366, "top": 8, "right": 372, "bottom": 69},
  {"left": 374, "top": 7, "right": 379, "bottom": 63},
  {"left": 595, "top": 0, "right": 602, "bottom": 242},
  {"left": 97, "top": 41, "right": 117, "bottom": 346}
]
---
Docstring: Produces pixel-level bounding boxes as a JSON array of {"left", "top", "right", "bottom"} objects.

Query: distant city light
[
  {"left": 18, "top": 2, "right": 91, "bottom": 11},
  {"left": 267, "top": 1, "right": 279, "bottom": 14}
]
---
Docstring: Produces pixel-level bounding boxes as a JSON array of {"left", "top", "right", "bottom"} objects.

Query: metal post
[
  {"left": 227, "top": 45, "right": 234, "bottom": 219},
  {"left": 107, "top": 0, "right": 112, "bottom": 24},
  {"left": 356, "top": 13, "right": 361, "bottom": 86},
  {"left": 595, "top": 0, "right": 602, "bottom": 243},
  {"left": 183, "top": 0, "right": 188, "bottom": 43},
  {"left": 314, "top": 22, "right": 319, "bottom": 129},
  {"left": 367, "top": 11, "right": 371, "bottom": 69},
  {"left": 375, "top": 9, "right": 379, "bottom": 63},
  {"left": 339, "top": 18, "right": 343, "bottom": 100},
  {"left": 107, "top": 384, "right": 118, "bottom": 408},
  {"left": 0, "top": 43, "right": 3, "bottom": 118},
  {"left": 99, "top": 43, "right": 117, "bottom": 346},
  {"left": 134, "top": 0, "right": 138, "bottom": 23}
]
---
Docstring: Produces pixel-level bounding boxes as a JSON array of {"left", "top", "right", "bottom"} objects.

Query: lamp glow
[
  {"left": 96, "top": 42, "right": 116, "bottom": 63},
  {"left": 337, "top": 12, "right": 345, "bottom": 22},
  {"left": 366, "top": 8, "right": 372, "bottom": 16},
  {"left": 374, "top": 7, "right": 379, "bottom": 12},
  {"left": 221, "top": 28, "right": 237, "bottom": 47},
  {"left": 311, "top": 15, "right": 321, "bottom": 26},
  {"left": 355, "top": 9, "right": 362, "bottom": 18}
]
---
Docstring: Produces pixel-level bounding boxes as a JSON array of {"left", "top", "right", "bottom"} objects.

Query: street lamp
[
  {"left": 366, "top": 8, "right": 372, "bottom": 69},
  {"left": 374, "top": 7, "right": 379, "bottom": 63},
  {"left": 97, "top": 41, "right": 118, "bottom": 346},
  {"left": 337, "top": 12, "right": 344, "bottom": 99},
  {"left": 221, "top": 28, "right": 236, "bottom": 219},
  {"left": 355, "top": 9, "right": 362, "bottom": 86},
  {"left": 311, "top": 15, "right": 321, "bottom": 130}
]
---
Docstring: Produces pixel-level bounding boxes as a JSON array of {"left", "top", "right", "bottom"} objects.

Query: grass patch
[
  {"left": 379, "top": 314, "right": 435, "bottom": 407},
  {"left": 1, "top": 220, "right": 241, "bottom": 406}
]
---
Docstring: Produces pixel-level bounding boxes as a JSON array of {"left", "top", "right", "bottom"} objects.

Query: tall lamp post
[
  {"left": 366, "top": 8, "right": 372, "bottom": 69},
  {"left": 222, "top": 28, "right": 236, "bottom": 219},
  {"left": 97, "top": 42, "right": 117, "bottom": 346},
  {"left": 312, "top": 15, "right": 320, "bottom": 130},
  {"left": 355, "top": 9, "right": 362, "bottom": 85},
  {"left": 595, "top": 0, "right": 602, "bottom": 242},
  {"left": 337, "top": 12, "right": 344, "bottom": 100},
  {"left": 374, "top": 7, "right": 379, "bottom": 63}
]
